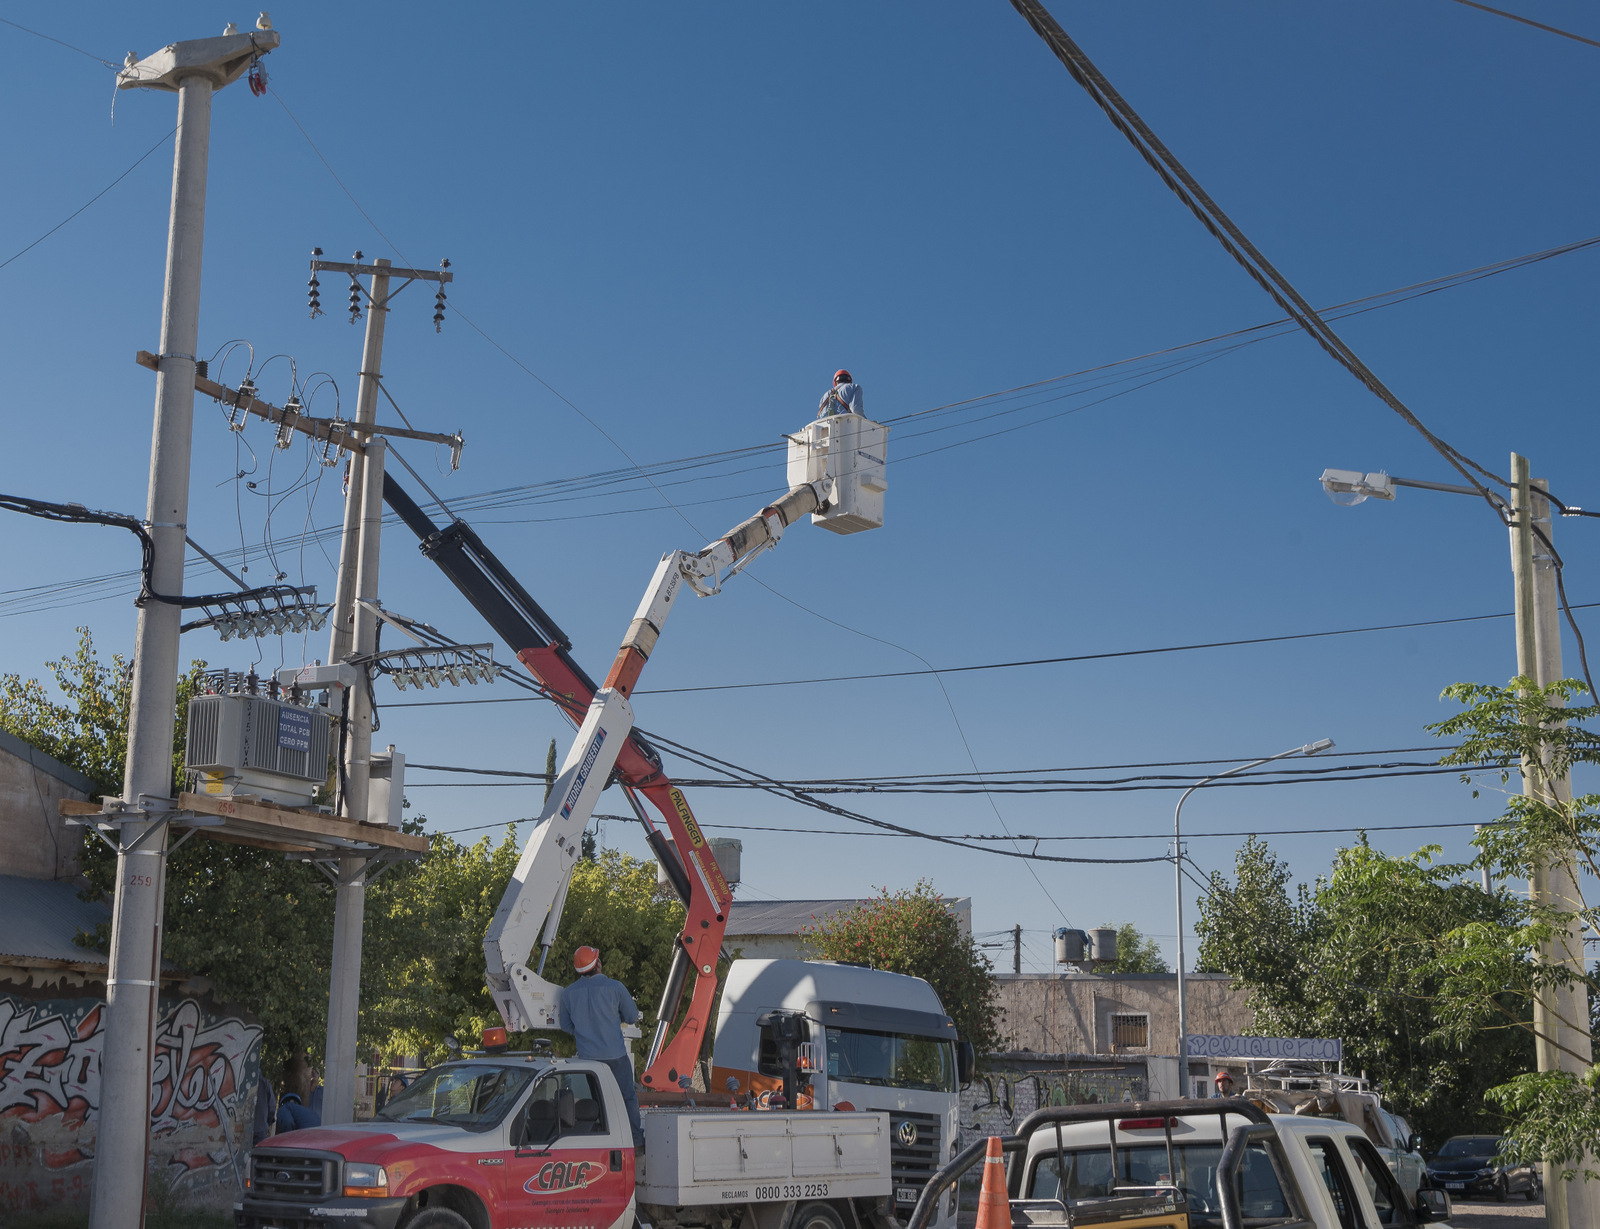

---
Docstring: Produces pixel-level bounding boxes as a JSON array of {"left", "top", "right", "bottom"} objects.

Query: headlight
[
  {"left": 1477, "top": 1168, "right": 1494, "bottom": 1177},
  {"left": 343, "top": 1164, "right": 389, "bottom": 1196}
]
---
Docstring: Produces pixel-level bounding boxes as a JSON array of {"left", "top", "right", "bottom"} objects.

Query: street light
[
  {"left": 1174, "top": 738, "right": 1334, "bottom": 1094},
  {"left": 1318, "top": 467, "right": 1508, "bottom": 510}
]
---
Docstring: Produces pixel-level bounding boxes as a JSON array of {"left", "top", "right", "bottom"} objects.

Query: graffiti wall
[
  {"left": 0, "top": 984, "right": 261, "bottom": 1215},
  {"left": 959, "top": 1065, "right": 1148, "bottom": 1149}
]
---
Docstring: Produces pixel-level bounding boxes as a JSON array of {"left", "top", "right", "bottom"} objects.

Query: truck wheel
[
  {"left": 792, "top": 1202, "right": 846, "bottom": 1229},
  {"left": 402, "top": 1209, "right": 473, "bottom": 1229}
]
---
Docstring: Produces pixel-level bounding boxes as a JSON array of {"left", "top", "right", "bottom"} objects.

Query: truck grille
[
  {"left": 887, "top": 1110, "right": 942, "bottom": 1183},
  {"left": 251, "top": 1151, "right": 337, "bottom": 1200}
]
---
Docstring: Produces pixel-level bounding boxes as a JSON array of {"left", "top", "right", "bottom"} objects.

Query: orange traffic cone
[{"left": 974, "top": 1136, "right": 1012, "bottom": 1229}]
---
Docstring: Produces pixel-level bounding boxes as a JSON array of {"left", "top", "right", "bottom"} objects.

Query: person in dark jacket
[{"left": 277, "top": 1054, "right": 322, "bottom": 1133}]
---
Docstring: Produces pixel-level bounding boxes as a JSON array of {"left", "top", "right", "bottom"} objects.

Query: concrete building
[
  {"left": 0, "top": 727, "right": 97, "bottom": 881},
  {"left": 0, "top": 731, "right": 261, "bottom": 1216},
  {"left": 957, "top": 971, "right": 1255, "bottom": 1143},
  {"left": 725, "top": 896, "right": 973, "bottom": 961}
]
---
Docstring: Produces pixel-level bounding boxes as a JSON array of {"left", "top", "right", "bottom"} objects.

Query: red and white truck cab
[{"left": 238, "top": 1052, "right": 895, "bottom": 1229}]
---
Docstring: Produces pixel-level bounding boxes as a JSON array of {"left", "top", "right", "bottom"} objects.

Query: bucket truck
[{"left": 480, "top": 412, "right": 888, "bottom": 1064}]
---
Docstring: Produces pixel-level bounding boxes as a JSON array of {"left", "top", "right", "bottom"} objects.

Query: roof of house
[
  {"left": 727, "top": 897, "right": 971, "bottom": 937},
  {"left": 0, "top": 727, "right": 99, "bottom": 796},
  {"left": 0, "top": 874, "right": 110, "bottom": 967}
]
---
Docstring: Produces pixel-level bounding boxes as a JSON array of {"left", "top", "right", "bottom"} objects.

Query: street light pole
[{"left": 1174, "top": 738, "right": 1333, "bottom": 1095}]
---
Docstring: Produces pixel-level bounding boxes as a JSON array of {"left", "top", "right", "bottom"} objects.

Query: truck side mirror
[
  {"left": 956, "top": 1041, "right": 976, "bottom": 1088},
  {"left": 1415, "top": 1189, "right": 1450, "bottom": 1223},
  {"left": 1407, "top": 1133, "right": 1420, "bottom": 1153}
]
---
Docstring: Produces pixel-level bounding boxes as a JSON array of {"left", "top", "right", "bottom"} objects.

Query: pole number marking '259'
[{"left": 753, "top": 1183, "right": 829, "bottom": 1200}]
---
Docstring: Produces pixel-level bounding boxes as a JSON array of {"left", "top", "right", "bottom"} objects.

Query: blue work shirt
[
  {"left": 559, "top": 972, "right": 640, "bottom": 1060},
  {"left": 277, "top": 1093, "right": 320, "bottom": 1133},
  {"left": 818, "top": 382, "right": 863, "bottom": 418}
]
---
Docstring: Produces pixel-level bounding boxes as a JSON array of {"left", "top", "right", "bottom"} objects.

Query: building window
[{"left": 1109, "top": 1013, "right": 1149, "bottom": 1050}]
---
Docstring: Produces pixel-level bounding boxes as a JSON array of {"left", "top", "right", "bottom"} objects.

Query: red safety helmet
[
  {"left": 573, "top": 945, "right": 600, "bottom": 974},
  {"left": 834, "top": 369, "right": 852, "bottom": 385},
  {"left": 1214, "top": 1070, "right": 1236, "bottom": 1087}
]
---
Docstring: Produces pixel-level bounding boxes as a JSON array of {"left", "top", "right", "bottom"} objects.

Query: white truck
[
  {"left": 710, "top": 960, "right": 974, "bottom": 1224},
  {"left": 904, "top": 1099, "right": 1453, "bottom": 1229},
  {"left": 237, "top": 1048, "right": 896, "bottom": 1229}
]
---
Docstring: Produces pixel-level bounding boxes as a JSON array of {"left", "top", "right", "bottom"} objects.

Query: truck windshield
[
  {"left": 375, "top": 1063, "right": 534, "bottom": 1133},
  {"left": 1029, "top": 1140, "right": 1289, "bottom": 1223},
  {"left": 826, "top": 1027, "right": 955, "bottom": 1093}
]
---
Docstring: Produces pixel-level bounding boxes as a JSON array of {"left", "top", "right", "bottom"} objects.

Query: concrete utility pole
[
  {"left": 1508, "top": 453, "right": 1594, "bottom": 1229},
  {"left": 1013, "top": 924, "right": 1022, "bottom": 975},
  {"left": 322, "top": 259, "right": 392, "bottom": 1125},
  {"left": 95, "top": 29, "right": 276, "bottom": 1229}
]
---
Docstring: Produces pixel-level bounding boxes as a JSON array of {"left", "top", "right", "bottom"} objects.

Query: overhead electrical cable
[
  {"left": 1441, "top": 0, "right": 1600, "bottom": 50},
  {"left": 1, "top": 129, "right": 175, "bottom": 272},
  {"left": 374, "top": 602, "right": 1596, "bottom": 705},
  {"left": 1008, "top": 0, "right": 1600, "bottom": 702}
]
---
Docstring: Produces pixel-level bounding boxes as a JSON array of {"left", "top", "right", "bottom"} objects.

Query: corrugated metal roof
[
  {"left": 0, "top": 874, "right": 110, "bottom": 966},
  {"left": 726, "top": 899, "right": 865, "bottom": 936},
  {"left": 0, "top": 727, "right": 99, "bottom": 796}
]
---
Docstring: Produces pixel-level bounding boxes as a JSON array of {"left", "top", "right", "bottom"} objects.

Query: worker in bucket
[
  {"left": 818, "top": 368, "right": 863, "bottom": 418},
  {"left": 561, "top": 945, "right": 645, "bottom": 1150}
]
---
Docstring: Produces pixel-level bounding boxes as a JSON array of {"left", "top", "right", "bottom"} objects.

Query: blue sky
[{"left": 3, "top": 2, "right": 1598, "bottom": 978}]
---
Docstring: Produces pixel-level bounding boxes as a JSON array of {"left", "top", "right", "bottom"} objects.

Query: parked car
[{"left": 1425, "top": 1135, "right": 1541, "bottom": 1202}]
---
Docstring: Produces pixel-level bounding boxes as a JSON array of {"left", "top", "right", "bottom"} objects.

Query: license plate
[
  {"left": 896, "top": 1187, "right": 920, "bottom": 1205},
  {"left": 1445, "top": 1183, "right": 1465, "bottom": 1191}
]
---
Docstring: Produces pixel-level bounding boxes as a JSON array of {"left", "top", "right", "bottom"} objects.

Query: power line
[
  {"left": 1, "top": 129, "right": 175, "bottom": 272},
  {"left": 376, "top": 603, "right": 1591, "bottom": 706},
  {"left": 0, "top": 16, "right": 118, "bottom": 67},
  {"left": 1009, "top": 1, "right": 1508, "bottom": 504},
  {"left": 1441, "top": 0, "right": 1600, "bottom": 50}
]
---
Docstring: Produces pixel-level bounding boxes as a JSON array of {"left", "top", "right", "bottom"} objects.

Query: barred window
[{"left": 1109, "top": 1013, "right": 1149, "bottom": 1050}]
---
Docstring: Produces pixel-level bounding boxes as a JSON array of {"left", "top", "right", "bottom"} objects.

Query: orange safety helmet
[
  {"left": 573, "top": 945, "right": 600, "bottom": 974},
  {"left": 834, "top": 369, "right": 852, "bottom": 385}
]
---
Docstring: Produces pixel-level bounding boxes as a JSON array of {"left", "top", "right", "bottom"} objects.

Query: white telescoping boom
[{"left": 482, "top": 412, "right": 887, "bottom": 1037}]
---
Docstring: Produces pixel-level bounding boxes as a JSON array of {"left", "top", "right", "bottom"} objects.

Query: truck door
[{"left": 503, "top": 1069, "right": 633, "bottom": 1229}]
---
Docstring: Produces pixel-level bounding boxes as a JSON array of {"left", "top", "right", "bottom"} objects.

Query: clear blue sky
[{"left": 4, "top": 2, "right": 1598, "bottom": 977}]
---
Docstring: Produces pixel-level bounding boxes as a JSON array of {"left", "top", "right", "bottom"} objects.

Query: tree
[
  {"left": 1195, "top": 835, "right": 1532, "bottom": 1151},
  {"left": 0, "top": 632, "right": 684, "bottom": 1080},
  {"left": 1425, "top": 676, "right": 1600, "bottom": 1177},
  {"left": 1100, "top": 922, "right": 1168, "bottom": 973},
  {"left": 802, "top": 881, "right": 1002, "bottom": 1055}
]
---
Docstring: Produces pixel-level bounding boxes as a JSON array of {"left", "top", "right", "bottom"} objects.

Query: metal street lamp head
[
  {"left": 1320, "top": 468, "right": 1395, "bottom": 507},
  {"left": 1303, "top": 738, "right": 1335, "bottom": 755}
]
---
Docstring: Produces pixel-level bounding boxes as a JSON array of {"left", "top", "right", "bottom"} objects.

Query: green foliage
[
  {"left": 0, "top": 632, "right": 683, "bottom": 1081},
  {"left": 0, "top": 627, "right": 139, "bottom": 796},
  {"left": 1424, "top": 675, "right": 1600, "bottom": 1175},
  {"left": 365, "top": 839, "right": 682, "bottom": 1068},
  {"left": 1101, "top": 922, "right": 1169, "bottom": 974},
  {"left": 1195, "top": 835, "right": 1532, "bottom": 1150},
  {"left": 803, "top": 881, "right": 1002, "bottom": 1054}
]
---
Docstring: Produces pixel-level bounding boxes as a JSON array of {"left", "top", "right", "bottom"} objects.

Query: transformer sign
[{"left": 1186, "top": 1034, "right": 1342, "bottom": 1062}]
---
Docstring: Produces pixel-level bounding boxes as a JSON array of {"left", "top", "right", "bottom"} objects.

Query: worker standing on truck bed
[
  {"left": 819, "top": 368, "right": 863, "bottom": 417},
  {"left": 561, "top": 945, "right": 645, "bottom": 1150}
]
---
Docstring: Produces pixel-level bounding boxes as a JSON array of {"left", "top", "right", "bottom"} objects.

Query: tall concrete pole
[
  {"left": 322, "top": 261, "right": 391, "bottom": 1124},
  {"left": 1510, "top": 456, "right": 1594, "bottom": 1228},
  {"left": 96, "top": 28, "right": 276, "bottom": 1229}
]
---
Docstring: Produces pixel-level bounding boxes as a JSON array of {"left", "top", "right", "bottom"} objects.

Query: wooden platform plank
[{"left": 58, "top": 794, "right": 428, "bottom": 854}]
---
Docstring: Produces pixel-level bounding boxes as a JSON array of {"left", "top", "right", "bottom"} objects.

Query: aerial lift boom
[{"left": 385, "top": 410, "right": 885, "bottom": 1089}]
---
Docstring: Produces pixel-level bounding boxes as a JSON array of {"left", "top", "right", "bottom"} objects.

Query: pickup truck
[
  {"left": 905, "top": 1099, "right": 1454, "bottom": 1229},
  {"left": 236, "top": 1051, "right": 896, "bottom": 1229}
]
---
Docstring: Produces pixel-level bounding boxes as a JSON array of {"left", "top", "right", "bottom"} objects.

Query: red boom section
[{"left": 519, "top": 646, "right": 731, "bottom": 1090}]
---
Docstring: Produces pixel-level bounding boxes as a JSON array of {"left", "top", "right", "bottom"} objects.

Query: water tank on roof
[
  {"left": 1090, "top": 927, "right": 1118, "bottom": 964},
  {"left": 655, "top": 835, "right": 742, "bottom": 891},
  {"left": 1054, "top": 928, "right": 1088, "bottom": 964}
]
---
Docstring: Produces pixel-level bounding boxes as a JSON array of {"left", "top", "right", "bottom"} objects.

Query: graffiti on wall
[
  {"left": 959, "top": 1068, "right": 1148, "bottom": 1147},
  {"left": 0, "top": 993, "right": 261, "bottom": 1213}
]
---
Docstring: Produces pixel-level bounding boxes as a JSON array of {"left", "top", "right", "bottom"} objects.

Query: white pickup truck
[{"left": 905, "top": 1099, "right": 1453, "bottom": 1229}]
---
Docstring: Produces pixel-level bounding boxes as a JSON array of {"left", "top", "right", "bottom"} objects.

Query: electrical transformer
[{"left": 185, "top": 692, "right": 333, "bottom": 807}]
